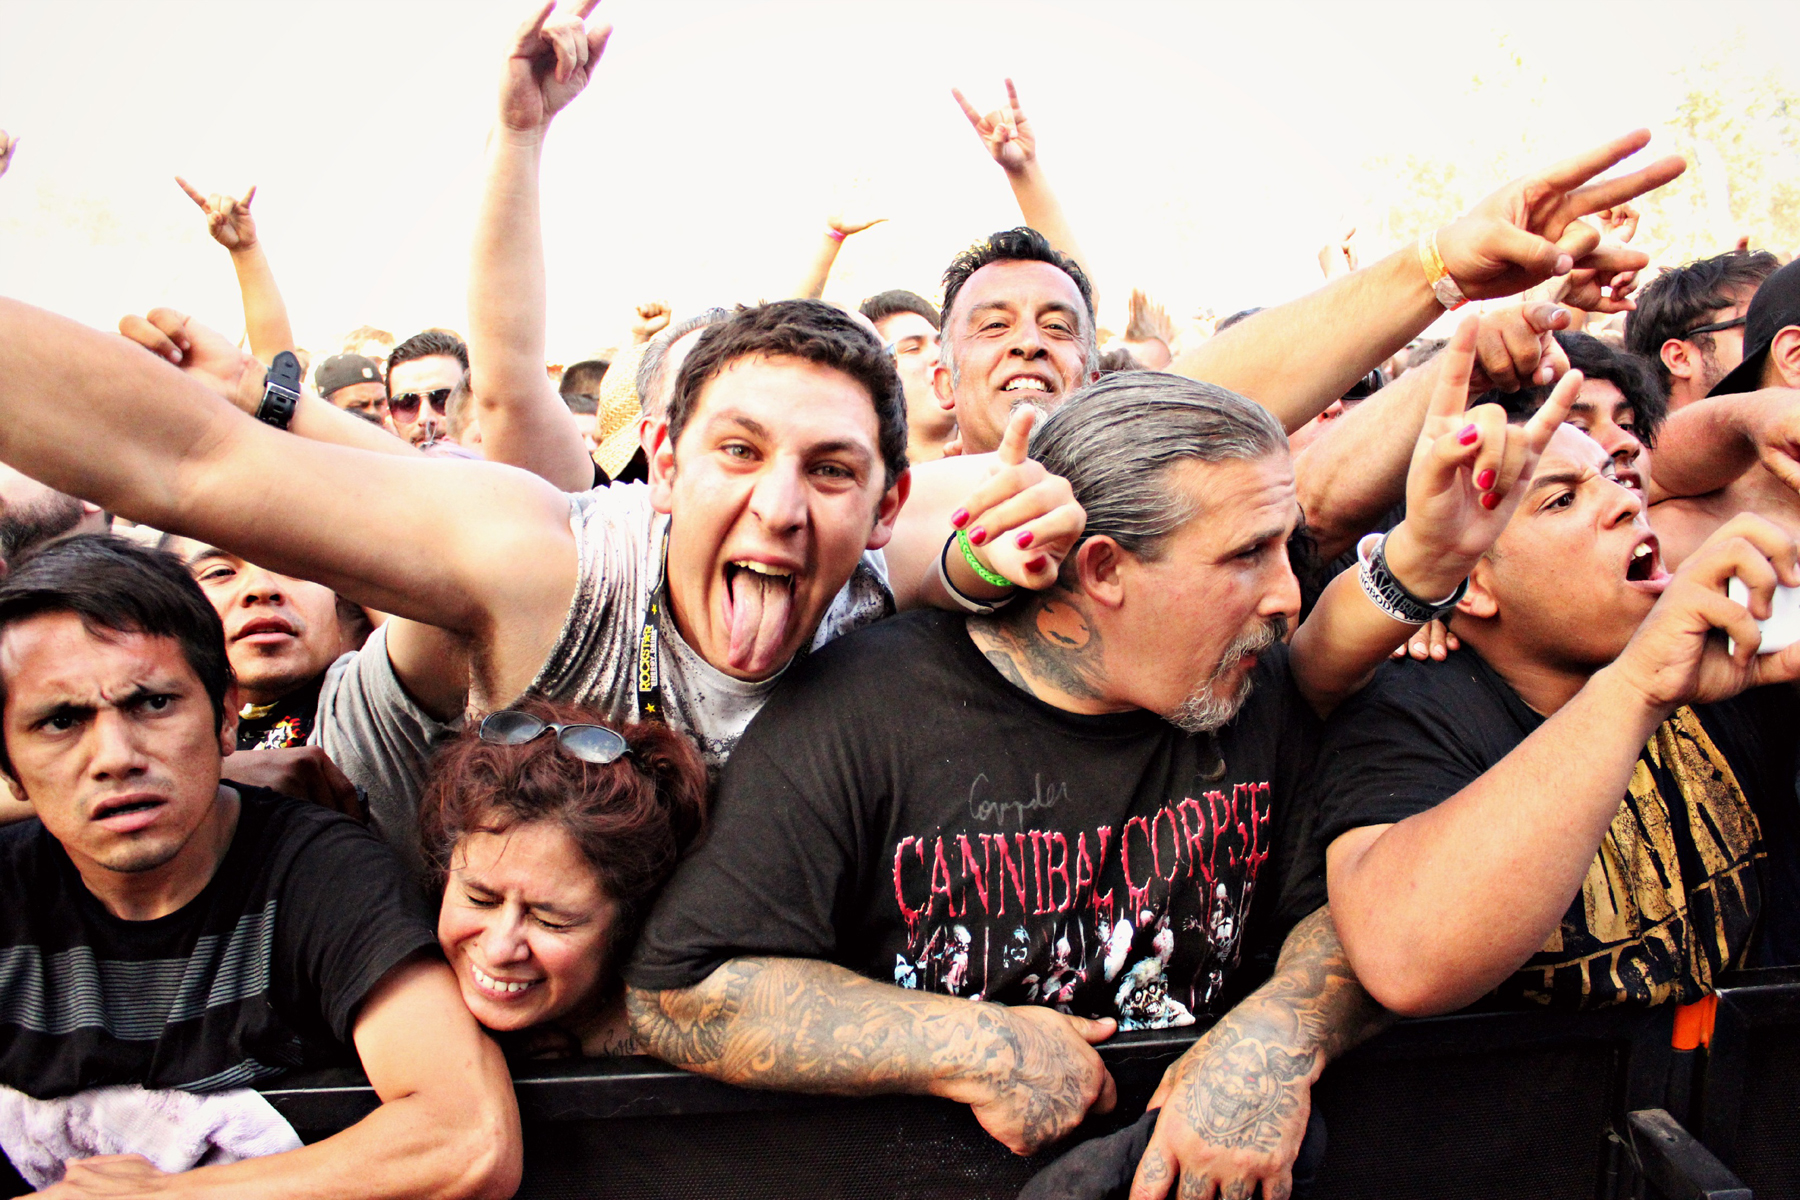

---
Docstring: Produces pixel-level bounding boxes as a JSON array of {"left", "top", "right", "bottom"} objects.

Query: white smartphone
[{"left": 1727, "top": 577, "right": 1800, "bottom": 655}]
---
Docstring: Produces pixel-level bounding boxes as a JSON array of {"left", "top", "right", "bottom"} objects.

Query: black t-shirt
[
  {"left": 235, "top": 674, "right": 324, "bottom": 751},
  {"left": 627, "top": 610, "right": 1325, "bottom": 1028},
  {"left": 0, "top": 786, "right": 438, "bottom": 1099},
  {"left": 1311, "top": 648, "right": 1800, "bottom": 1008}
]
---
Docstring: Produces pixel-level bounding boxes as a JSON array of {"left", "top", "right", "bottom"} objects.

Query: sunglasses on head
[
  {"left": 388, "top": 388, "right": 452, "bottom": 421},
  {"left": 1684, "top": 314, "right": 1747, "bottom": 338},
  {"left": 477, "top": 709, "right": 631, "bottom": 765}
]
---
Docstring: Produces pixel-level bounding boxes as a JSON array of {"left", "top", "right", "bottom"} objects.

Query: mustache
[{"left": 1215, "top": 615, "right": 1287, "bottom": 670}]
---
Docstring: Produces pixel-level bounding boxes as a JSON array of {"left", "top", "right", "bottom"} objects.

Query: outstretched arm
[
  {"left": 1648, "top": 384, "right": 1800, "bottom": 502},
  {"left": 176, "top": 178, "right": 295, "bottom": 366},
  {"left": 1174, "top": 130, "right": 1683, "bottom": 432},
  {"left": 468, "top": 0, "right": 613, "bottom": 492},
  {"left": 1289, "top": 318, "right": 1577, "bottom": 716},
  {"left": 627, "top": 958, "right": 1115, "bottom": 1156},
  {"left": 0, "top": 298, "right": 577, "bottom": 703},
  {"left": 1129, "top": 907, "right": 1392, "bottom": 1200},
  {"left": 953, "top": 79, "right": 1095, "bottom": 296},
  {"left": 793, "top": 215, "right": 886, "bottom": 300},
  {"left": 1329, "top": 514, "right": 1800, "bottom": 1015},
  {"left": 49, "top": 958, "right": 522, "bottom": 1200}
]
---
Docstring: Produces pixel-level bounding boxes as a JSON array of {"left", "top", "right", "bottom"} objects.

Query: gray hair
[
  {"left": 1029, "top": 371, "right": 1286, "bottom": 565},
  {"left": 636, "top": 307, "right": 731, "bottom": 417}
]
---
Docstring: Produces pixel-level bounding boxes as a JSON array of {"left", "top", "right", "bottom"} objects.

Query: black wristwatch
[{"left": 255, "top": 351, "right": 302, "bottom": 430}]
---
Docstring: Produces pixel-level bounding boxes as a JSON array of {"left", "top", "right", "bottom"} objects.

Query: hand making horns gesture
[
  {"left": 1435, "top": 130, "right": 1685, "bottom": 313},
  {"left": 176, "top": 178, "right": 258, "bottom": 252},
  {"left": 1398, "top": 312, "right": 1581, "bottom": 567},
  {"left": 500, "top": 0, "right": 612, "bottom": 136},
  {"left": 952, "top": 78, "right": 1037, "bottom": 176}
]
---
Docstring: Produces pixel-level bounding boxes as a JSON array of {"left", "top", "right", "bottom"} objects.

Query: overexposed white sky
[{"left": 3, "top": 0, "right": 1797, "bottom": 361}]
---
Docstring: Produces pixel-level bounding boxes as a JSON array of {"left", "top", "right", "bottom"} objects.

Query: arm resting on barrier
[
  {"left": 626, "top": 957, "right": 1117, "bottom": 1157},
  {"left": 1128, "top": 905, "right": 1392, "bottom": 1200}
]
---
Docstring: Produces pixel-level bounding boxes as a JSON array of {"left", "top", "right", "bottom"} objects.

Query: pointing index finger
[
  {"left": 1531, "top": 128, "right": 1652, "bottom": 193},
  {"left": 175, "top": 176, "right": 207, "bottom": 208},
  {"left": 1425, "top": 315, "right": 1481, "bottom": 425},
  {"left": 997, "top": 406, "right": 1036, "bottom": 467}
]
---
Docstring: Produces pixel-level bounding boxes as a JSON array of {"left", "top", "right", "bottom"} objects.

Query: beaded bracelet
[{"left": 956, "top": 527, "right": 1015, "bottom": 589}]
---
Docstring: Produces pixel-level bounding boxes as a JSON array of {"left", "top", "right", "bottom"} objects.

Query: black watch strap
[{"left": 255, "top": 351, "right": 302, "bottom": 430}]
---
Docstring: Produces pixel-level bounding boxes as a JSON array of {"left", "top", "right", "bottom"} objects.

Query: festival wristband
[
  {"left": 1356, "top": 531, "right": 1467, "bottom": 625},
  {"left": 937, "top": 534, "right": 1012, "bottom": 614},
  {"left": 825, "top": 227, "right": 847, "bottom": 243},
  {"left": 956, "top": 527, "right": 1016, "bottom": 590},
  {"left": 1417, "top": 231, "right": 1468, "bottom": 311}
]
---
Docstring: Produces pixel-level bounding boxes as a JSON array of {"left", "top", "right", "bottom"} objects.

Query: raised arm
[
  {"left": 627, "top": 957, "right": 1115, "bottom": 1156},
  {"left": 1328, "top": 514, "right": 1800, "bottom": 1015},
  {"left": 1174, "top": 130, "right": 1683, "bottom": 432},
  {"left": 1129, "top": 907, "right": 1392, "bottom": 1200},
  {"left": 1295, "top": 302, "right": 1572, "bottom": 560},
  {"left": 1648, "top": 386, "right": 1800, "bottom": 501},
  {"left": 792, "top": 215, "right": 886, "bottom": 300},
  {"left": 1289, "top": 319, "right": 1577, "bottom": 716},
  {"left": 467, "top": 0, "right": 613, "bottom": 492},
  {"left": 953, "top": 79, "right": 1095, "bottom": 295},
  {"left": 175, "top": 178, "right": 295, "bottom": 365},
  {"left": 0, "top": 298, "right": 577, "bottom": 702}
]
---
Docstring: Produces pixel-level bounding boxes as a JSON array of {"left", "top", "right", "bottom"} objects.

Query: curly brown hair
[{"left": 418, "top": 697, "right": 709, "bottom": 974}]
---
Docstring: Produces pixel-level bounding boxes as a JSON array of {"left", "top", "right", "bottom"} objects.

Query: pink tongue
[{"left": 726, "top": 569, "right": 794, "bottom": 674}]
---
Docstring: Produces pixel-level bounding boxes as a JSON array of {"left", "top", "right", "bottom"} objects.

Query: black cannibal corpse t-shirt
[
  {"left": 1310, "top": 648, "right": 1800, "bottom": 1009},
  {"left": 628, "top": 611, "right": 1324, "bottom": 1027},
  {"left": 0, "top": 787, "right": 438, "bottom": 1100}
]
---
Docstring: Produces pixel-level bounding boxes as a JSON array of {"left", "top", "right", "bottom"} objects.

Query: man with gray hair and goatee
[{"left": 626, "top": 318, "right": 1578, "bottom": 1200}]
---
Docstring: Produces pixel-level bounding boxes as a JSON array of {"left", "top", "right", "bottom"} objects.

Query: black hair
[
  {"left": 859, "top": 289, "right": 941, "bottom": 333},
  {"left": 1624, "top": 250, "right": 1780, "bottom": 389},
  {"left": 560, "top": 359, "right": 610, "bottom": 408},
  {"left": 0, "top": 536, "right": 232, "bottom": 774},
  {"left": 1214, "top": 307, "right": 1264, "bottom": 334},
  {"left": 1482, "top": 331, "right": 1668, "bottom": 447},
  {"left": 940, "top": 227, "right": 1096, "bottom": 334},
  {"left": 386, "top": 329, "right": 470, "bottom": 393},
  {"left": 667, "top": 300, "right": 909, "bottom": 486}
]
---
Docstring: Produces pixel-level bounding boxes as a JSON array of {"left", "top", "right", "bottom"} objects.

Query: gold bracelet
[{"left": 1417, "top": 231, "right": 1468, "bottom": 311}]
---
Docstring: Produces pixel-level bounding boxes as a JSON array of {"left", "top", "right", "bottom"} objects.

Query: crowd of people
[{"left": 1, "top": 3, "right": 1799, "bottom": 1197}]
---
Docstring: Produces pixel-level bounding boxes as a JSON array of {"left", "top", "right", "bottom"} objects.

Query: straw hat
[{"left": 592, "top": 341, "right": 649, "bottom": 480}]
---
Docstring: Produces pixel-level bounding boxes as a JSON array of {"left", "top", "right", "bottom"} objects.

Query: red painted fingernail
[
  {"left": 1015, "top": 530, "right": 1034, "bottom": 549},
  {"left": 950, "top": 508, "right": 969, "bottom": 529},
  {"left": 969, "top": 527, "right": 988, "bottom": 546},
  {"left": 1480, "top": 491, "right": 1500, "bottom": 510},
  {"left": 1476, "top": 469, "right": 1496, "bottom": 490},
  {"left": 1025, "top": 554, "right": 1048, "bottom": 572},
  {"left": 1458, "top": 425, "right": 1479, "bottom": 446}
]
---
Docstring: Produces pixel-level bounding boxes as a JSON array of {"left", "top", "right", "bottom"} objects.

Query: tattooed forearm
[
  {"left": 626, "top": 958, "right": 1107, "bottom": 1152},
  {"left": 1167, "top": 906, "right": 1391, "bottom": 1153}
]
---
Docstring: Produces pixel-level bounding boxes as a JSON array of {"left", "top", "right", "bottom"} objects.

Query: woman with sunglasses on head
[{"left": 419, "top": 697, "right": 708, "bottom": 1057}]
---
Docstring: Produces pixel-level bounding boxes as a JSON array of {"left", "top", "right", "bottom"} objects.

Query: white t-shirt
[{"left": 316, "top": 482, "right": 894, "bottom": 877}]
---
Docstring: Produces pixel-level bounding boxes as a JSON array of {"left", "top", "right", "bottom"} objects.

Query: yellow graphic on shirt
[{"left": 1503, "top": 706, "right": 1763, "bottom": 1009}]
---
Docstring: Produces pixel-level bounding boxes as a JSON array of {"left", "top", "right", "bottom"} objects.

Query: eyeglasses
[
  {"left": 1683, "top": 314, "right": 1747, "bottom": 338},
  {"left": 477, "top": 709, "right": 631, "bottom": 764},
  {"left": 388, "top": 388, "right": 452, "bottom": 422}
]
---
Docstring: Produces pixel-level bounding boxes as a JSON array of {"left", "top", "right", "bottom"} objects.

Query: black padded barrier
[
  {"left": 256, "top": 1005, "right": 1689, "bottom": 1200},
  {"left": 1699, "top": 965, "right": 1800, "bottom": 1198}
]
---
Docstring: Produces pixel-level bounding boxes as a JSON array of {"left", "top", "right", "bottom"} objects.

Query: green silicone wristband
[{"left": 956, "top": 527, "right": 1015, "bottom": 589}]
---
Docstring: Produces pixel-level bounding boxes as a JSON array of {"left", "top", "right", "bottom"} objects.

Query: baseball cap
[
  {"left": 314, "top": 353, "right": 384, "bottom": 397},
  {"left": 1710, "top": 257, "right": 1800, "bottom": 396}
]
